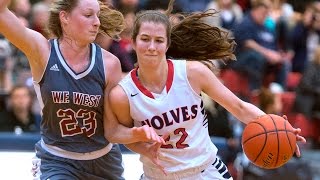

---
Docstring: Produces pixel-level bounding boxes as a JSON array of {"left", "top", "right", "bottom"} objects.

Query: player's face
[
  {"left": 64, "top": 0, "right": 100, "bottom": 43},
  {"left": 133, "top": 22, "right": 168, "bottom": 64}
]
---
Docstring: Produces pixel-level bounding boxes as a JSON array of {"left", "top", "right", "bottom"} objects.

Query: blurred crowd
[{"left": 0, "top": 0, "right": 320, "bottom": 178}]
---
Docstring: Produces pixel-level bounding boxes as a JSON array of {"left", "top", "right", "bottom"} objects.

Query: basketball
[{"left": 241, "top": 114, "right": 296, "bottom": 169}]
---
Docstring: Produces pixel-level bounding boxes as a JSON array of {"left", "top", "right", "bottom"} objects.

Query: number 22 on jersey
[{"left": 161, "top": 128, "right": 189, "bottom": 149}]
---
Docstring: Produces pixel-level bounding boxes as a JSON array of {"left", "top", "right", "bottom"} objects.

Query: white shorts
[{"left": 141, "top": 156, "right": 233, "bottom": 180}]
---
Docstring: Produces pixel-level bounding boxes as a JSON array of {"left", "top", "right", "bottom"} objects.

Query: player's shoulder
[
  {"left": 186, "top": 61, "right": 207, "bottom": 75},
  {"left": 100, "top": 48, "right": 121, "bottom": 71},
  {"left": 101, "top": 48, "right": 120, "bottom": 64},
  {"left": 186, "top": 61, "right": 216, "bottom": 90},
  {"left": 109, "top": 84, "right": 128, "bottom": 105}
]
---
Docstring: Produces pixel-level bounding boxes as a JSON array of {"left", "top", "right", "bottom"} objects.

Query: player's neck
[
  {"left": 58, "top": 39, "right": 90, "bottom": 62},
  {"left": 137, "top": 62, "right": 168, "bottom": 94},
  {"left": 58, "top": 39, "right": 91, "bottom": 72}
]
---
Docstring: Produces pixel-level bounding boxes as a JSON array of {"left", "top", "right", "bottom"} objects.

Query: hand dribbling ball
[{"left": 241, "top": 114, "right": 296, "bottom": 169}]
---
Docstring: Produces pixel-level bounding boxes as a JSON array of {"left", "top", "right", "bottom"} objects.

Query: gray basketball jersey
[{"left": 34, "top": 39, "right": 108, "bottom": 153}]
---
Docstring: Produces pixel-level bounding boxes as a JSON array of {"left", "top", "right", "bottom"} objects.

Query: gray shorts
[{"left": 35, "top": 142, "right": 124, "bottom": 180}]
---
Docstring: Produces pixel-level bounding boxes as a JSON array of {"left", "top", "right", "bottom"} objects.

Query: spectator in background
[
  {"left": 258, "top": 82, "right": 283, "bottom": 115},
  {"left": 293, "top": 45, "right": 320, "bottom": 149},
  {"left": 205, "top": 0, "right": 243, "bottom": 32},
  {"left": 237, "top": 0, "right": 251, "bottom": 12},
  {"left": 0, "top": 93, "right": 6, "bottom": 111},
  {"left": 265, "top": 0, "right": 294, "bottom": 54},
  {"left": 264, "top": 0, "right": 294, "bottom": 32},
  {"left": 113, "top": 0, "right": 139, "bottom": 14},
  {"left": 231, "top": 0, "right": 291, "bottom": 92},
  {"left": 0, "top": 35, "right": 13, "bottom": 93},
  {"left": 30, "top": 1, "right": 50, "bottom": 38},
  {"left": 6, "top": 0, "right": 33, "bottom": 87},
  {"left": 114, "top": 11, "right": 137, "bottom": 73},
  {"left": 290, "top": 1, "right": 320, "bottom": 73},
  {"left": 8, "top": 0, "right": 31, "bottom": 18},
  {"left": 294, "top": 46, "right": 320, "bottom": 120},
  {"left": 10, "top": 15, "right": 33, "bottom": 87},
  {"left": 176, "top": 0, "right": 211, "bottom": 12},
  {"left": 0, "top": 85, "right": 40, "bottom": 133},
  {"left": 140, "top": 0, "right": 183, "bottom": 13}
]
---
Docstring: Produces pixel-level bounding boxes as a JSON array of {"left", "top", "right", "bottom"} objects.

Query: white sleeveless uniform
[{"left": 119, "top": 60, "right": 232, "bottom": 180}]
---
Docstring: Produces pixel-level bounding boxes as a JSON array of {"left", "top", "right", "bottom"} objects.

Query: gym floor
[{"left": 0, "top": 151, "right": 143, "bottom": 180}]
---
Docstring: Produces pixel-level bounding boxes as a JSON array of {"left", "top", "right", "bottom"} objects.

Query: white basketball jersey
[{"left": 119, "top": 60, "right": 218, "bottom": 177}]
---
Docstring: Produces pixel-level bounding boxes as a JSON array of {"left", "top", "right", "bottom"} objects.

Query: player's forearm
[
  {"left": 105, "top": 124, "right": 141, "bottom": 144},
  {"left": 232, "top": 101, "right": 266, "bottom": 125}
]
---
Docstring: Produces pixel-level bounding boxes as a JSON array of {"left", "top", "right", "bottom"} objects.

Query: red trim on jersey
[
  {"left": 131, "top": 68, "right": 154, "bottom": 98},
  {"left": 166, "top": 60, "right": 174, "bottom": 93},
  {"left": 131, "top": 60, "right": 174, "bottom": 99}
]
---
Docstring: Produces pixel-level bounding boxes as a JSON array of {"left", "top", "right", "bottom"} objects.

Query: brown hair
[
  {"left": 132, "top": 0, "right": 236, "bottom": 70},
  {"left": 47, "top": 0, "right": 125, "bottom": 41},
  {"left": 9, "top": 85, "right": 33, "bottom": 98},
  {"left": 258, "top": 87, "right": 275, "bottom": 113}
]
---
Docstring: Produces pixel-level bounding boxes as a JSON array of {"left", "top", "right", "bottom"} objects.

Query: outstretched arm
[{"left": 187, "top": 61, "right": 306, "bottom": 156}]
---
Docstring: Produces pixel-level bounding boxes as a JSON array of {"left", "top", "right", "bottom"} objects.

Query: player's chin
[
  {"left": 87, "top": 36, "right": 98, "bottom": 43},
  {"left": 144, "top": 55, "right": 159, "bottom": 60},
  {"left": 87, "top": 33, "right": 98, "bottom": 41}
]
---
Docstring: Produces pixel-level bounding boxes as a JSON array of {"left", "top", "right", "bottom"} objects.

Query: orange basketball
[{"left": 241, "top": 114, "right": 296, "bottom": 169}]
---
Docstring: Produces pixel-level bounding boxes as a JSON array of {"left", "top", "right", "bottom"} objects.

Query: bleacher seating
[
  {"left": 286, "top": 72, "right": 302, "bottom": 91},
  {"left": 218, "top": 68, "right": 317, "bottom": 140},
  {"left": 280, "top": 92, "right": 318, "bottom": 139},
  {"left": 219, "top": 69, "right": 250, "bottom": 98}
]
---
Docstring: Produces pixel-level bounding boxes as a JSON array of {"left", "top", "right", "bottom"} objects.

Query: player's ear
[{"left": 59, "top": 11, "right": 69, "bottom": 25}]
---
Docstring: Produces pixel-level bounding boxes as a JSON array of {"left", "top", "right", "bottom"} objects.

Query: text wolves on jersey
[
  {"left": 141, "top": 104, "right": 198, "bottom": 130},
  {"left": 51, "top": 91, "right": 101, "bottom": 108}
]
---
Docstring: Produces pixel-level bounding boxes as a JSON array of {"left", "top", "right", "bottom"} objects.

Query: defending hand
[
  {"left": 132, "top": 125, "right": 165, "bottom": 144},
  {"left": 143, "top": 142, "right": 167, "bottom": 175}
]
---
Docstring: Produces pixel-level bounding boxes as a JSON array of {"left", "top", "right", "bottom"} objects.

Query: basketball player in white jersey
[{"left": 109, "top": 0, "right": 307, "bottom": 179}]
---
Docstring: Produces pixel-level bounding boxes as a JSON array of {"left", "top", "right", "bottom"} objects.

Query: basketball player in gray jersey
[{"left": 0, "top": 0, "right": 164, "bottom": 179}]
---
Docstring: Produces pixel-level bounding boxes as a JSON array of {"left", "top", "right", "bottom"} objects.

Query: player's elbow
[{"left": 104, "top": 127, "right": 117, "bottom": 143}]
